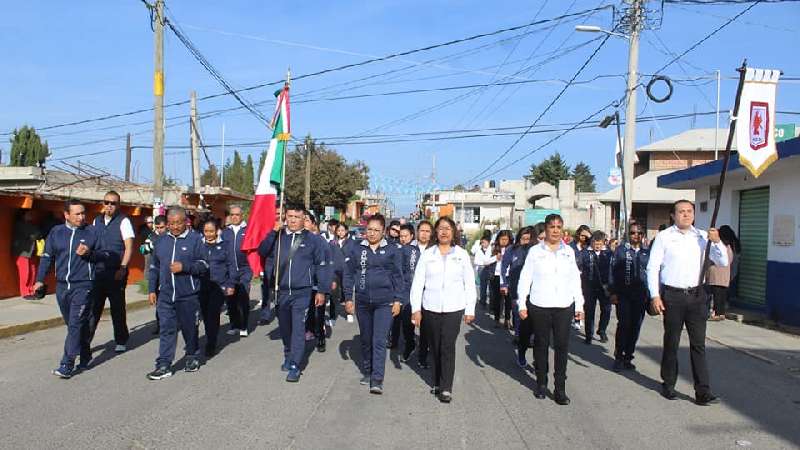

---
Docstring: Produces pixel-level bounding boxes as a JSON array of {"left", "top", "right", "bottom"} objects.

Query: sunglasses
[{"left": 103, "top": 201, "right": 118, "bottom": 206}]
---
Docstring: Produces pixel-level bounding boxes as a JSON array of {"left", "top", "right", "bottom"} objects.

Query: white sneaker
[
  {"left": 239, "top": 329, "right": 249, "bottom": 337},
  {"left": 114, "top": 344, "right": 127, "bottom": 353},
  {"left": 226, "top": 329, "right": 239, "bottom": 336},
  {"left": 346, "top": 315, "right": 354, "bottom": 323}
]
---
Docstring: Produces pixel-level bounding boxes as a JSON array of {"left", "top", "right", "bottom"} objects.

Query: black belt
[{"left": 663, "top": 285, "right": 701, "bottom": 296}]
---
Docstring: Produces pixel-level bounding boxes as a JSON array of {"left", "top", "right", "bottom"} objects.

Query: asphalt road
[{"left": 1, "top": 302, "right": 798, "bottom": 449}]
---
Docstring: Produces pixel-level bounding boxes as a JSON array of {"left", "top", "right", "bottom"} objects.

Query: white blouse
[{"left": 410, "top": 245, "right": 476, "bottom": 316}]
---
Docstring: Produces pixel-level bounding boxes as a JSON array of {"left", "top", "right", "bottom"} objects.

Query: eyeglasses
[{"left": 103, "top": 201, "right": 118, "bottom": 206}]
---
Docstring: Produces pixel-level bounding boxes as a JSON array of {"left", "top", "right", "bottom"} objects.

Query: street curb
[{"left": 0, "top": 298, "right": 151, "bottom": 340}]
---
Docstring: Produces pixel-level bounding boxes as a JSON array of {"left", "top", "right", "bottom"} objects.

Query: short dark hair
[
  {"left": 672, "top": 199, "right": 695, "bottom": 214},
  {"left": 336, "top": 222, "right": 349, "bottom": 231},
  {"left": 304, "top": 211, "right": 317, "bottom": 225},
  {"left": 514, "top": 226, "right": 534, "bottom": 248},
  {"left": 285, "top": 203, "right": 305, "bottom": 213},
  {"left": 388, "top": 219, "right": 401, "bottom": 228},
  {"left": 202, "top": 218, "right": 219, "bottom": 230},
  {"left": 591, "top": 230, "right": 606, "bottom": 243},
  {"left": 417, "top": 220, "right": 432, "bottom": 232},
  {"left": 327, "top": 218, "right": 339, "bottom": 227},
  {"left": 533, "top": 222, "right": 546, "bottom": 237},
  {"left": 399, "top": 223, "right": 415, "bottom": 236},
  {"left": 368, "top": 214, "right": 386, "bottom": 229},
  {"left": 64, "top": 199, "right": 83, "bottom": 212},
  {"left": 154, "top": 215, "right": 167, "bottom": 225},
  {"left": 104, "top": 190, "right": 120, "bottom": 200},
  {"left": 544, "top": 214, "right": 563, "bottom": 226}
]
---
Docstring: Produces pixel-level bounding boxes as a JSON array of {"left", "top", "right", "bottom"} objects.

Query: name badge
[{"left": 181, "top": 247, "right": 187, "bottom": 251}]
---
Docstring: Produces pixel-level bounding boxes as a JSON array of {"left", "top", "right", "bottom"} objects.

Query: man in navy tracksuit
[
  {"left": 221, "top": 205, "right": 253, "bottom": 337},
  {"left": 390, "top": 224, "right": 418, "bottom": 362},
  {"left": 89, "top": 190, "right": 133, "bottom": 352},
  {"left": 577, "top": 231, "right": 613, "bottom": 345},
  {"left": 35, "top": 200, "right": 111, "bottom": 379},
  {"left": 258, "top": 205, "right": 330, "bottom": 383},
  {"left": 146, "top": 207, "right": 208, "bottom": 380},
  {"left": 343, "top": 215, "right": 405, "bottom": 394},
  {"left": 609, "top": 223, "right": 650, "bottom": 371}
]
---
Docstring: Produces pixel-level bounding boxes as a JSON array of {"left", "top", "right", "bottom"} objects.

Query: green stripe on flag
[{"left": 270, "top": 139, "right": 285, "bottom": 186}]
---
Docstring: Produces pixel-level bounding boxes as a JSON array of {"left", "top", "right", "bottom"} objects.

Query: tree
[
  {"left": 572, "top": 161, "right": 596, "bottom": 193},
  {"left": 9, "top": 126, "right": 49, "bottom": 167},
  {"left": 224, "top": 151, "right": 254, "bottom": 194},
  {"left": 200, "top": 165, "right": 220, "bottom": 186},
  {"left": 244, "top": 155, "right": 255, "bottom": 194},
  {"left": 274, "top": 135, "right": 369, "bottom": 213},
  {"left": 452, "top": 184, "right": 466, "bottom": 191},
  {"left": 526, "top": 152, "right": 570, "bottom": 187}
]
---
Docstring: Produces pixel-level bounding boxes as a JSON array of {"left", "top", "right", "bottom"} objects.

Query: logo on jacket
[
  {"left": 359, "top": 250, "right": 368, "bottom": 290},
  {"left": 181, "top": 247, "right": 187, "bottom": 251}
]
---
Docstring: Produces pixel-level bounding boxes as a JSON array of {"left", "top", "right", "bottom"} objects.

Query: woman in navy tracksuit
[
  {"left": 343, "top": 214, "right": 405, "bottom": 395},
  {"left": 199, "top": 219, "right": 235, "bottom": 357}
]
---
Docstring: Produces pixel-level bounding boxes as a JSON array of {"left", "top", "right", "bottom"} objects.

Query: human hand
[
  {"left": 651, "top": 297, "right": 665, "bottom": 315},
  {"left": 391, "top": 302, "right": 401, "bottom": 317},
  {"left": 315, "top": 293, "right": 326, "bottom": 307},
  {"left": 75, "top": 243, "right": 89, "bottom": 256},
  {"left": 500, "top": 287, "right": 508, "bottom": 296},
  {"left": 345, "top": 300, "right": 355, "bottom": 315},
  {"left": 148, "top": 293, "right": 157, "bottom": 306},
  {"left": 32, "top": 281, "right": 44, "bottom": 293},
  {"left": 464, "top": 315, "right": 474, "bottom": 325},
  {"left": 169, "top": 262, "right": 183, "bottom": 273},
  {"left": 273, "top": 220, "right": 282, "bottom": 232},
  {"left": 519, "top": 309, "right": 528, "bottom": 321},
  {"left": 412, "top": 311, "right": 422, "bottom": 328},
  {"left": 331, "top": 281, "right": 337, "bottom": 291},
  {"left": 708, "top": 228, "right": 720, "bottom": 243},
  {"left": 574, "top": 311, "right": 584, "bottom": 321},
  {"left": 225, "top": 287, "right": 235, "bottom": 296}
]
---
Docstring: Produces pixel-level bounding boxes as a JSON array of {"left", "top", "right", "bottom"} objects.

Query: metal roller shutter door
[{"left": 737, "top": 187, "right": 769, "bottom": 308}]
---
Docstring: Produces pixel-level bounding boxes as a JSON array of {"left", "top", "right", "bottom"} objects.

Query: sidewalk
[{"left": 0, "top": 285, "right": 150, "bottom": 339}]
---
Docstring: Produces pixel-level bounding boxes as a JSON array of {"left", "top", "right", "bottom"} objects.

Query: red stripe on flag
[{"left": 241, "top": 193, "right": 277, "bottom": 275}]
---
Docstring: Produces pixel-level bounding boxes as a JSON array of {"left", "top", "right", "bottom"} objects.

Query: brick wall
[{"left": 649, "top": 151, "right": 714, "bottom": 171}]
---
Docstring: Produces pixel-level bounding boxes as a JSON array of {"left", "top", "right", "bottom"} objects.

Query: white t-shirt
[{"left": 105, "top": 216, "right": 135, "bottom": 241}]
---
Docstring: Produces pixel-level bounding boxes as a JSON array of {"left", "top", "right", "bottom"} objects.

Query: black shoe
[
  {"left": 430, "top": 386, "right": 441, "bottom": 395},
  {"left": 316, "top": 339, "right": 326, "bottom": 353},
  {"left": 286, "top": 365, "right": 301, "bottom": 382},
  {"left": 661, "top": 385, "right": 677, "bottom": 400},
  {"left": 147, "top": 366, "right": 173, "bottom": 381},
  {"left": 623, "top": 360, "right": 636, "bottom": 371},
  {"left": 152, "top": 327, "right": 160, "bottom": 336},
  {"left": 369, "top": 383, "right": 384, "bottom": 395},
  {"left": 695, "top": 393, "right": 719, "bottom": 406},
  {"left": 205, "top": 347, "right": 217, "bottom": 358},
  {"left": 439, "top": 391, "right": 452, "bottom": 403},
  {"left": 584, "top": 337, "right": 591, "bottom": 345},
  {"left": 23, "top": 295, "right": 37, "bottom": 301},
  {"left": 401, "top": 345, "right": 416, "bottom": 362},
  {"left": 185, "top": 359, "right": 201, "bottom": 372},
  {"left": 76, "top": 357, "right": 92, "bottom": 371},
  {"left": 598, "top": 333, "right": 608, "bottom": 343},
  {"left": 360, "top": 375, "right": 370, "bottom": 385},
  {"left": 554, "top": 391, "right": 570, "bottom": 405},
  {"left": 612, "top": 359, "right": 624, "bottom": 372},
  {"left": 533, "top": 385, "right": 546, "bottom": 399}
]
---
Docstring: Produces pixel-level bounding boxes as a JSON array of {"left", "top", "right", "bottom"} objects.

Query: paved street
[{"left": 1, "top": 303, "right": 799, "bottom": 449}]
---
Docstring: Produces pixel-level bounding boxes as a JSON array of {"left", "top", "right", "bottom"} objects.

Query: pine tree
[
  {"left": 244, "top": 155, "right": 255, "bottom": 194},
  {"left": 526, "top": 152, "right": 570, "bottom": 187},
  {"left": 9, "top": 126, "right": 50, "bottom": 167},
  {"left": 572, "top": 161, "right": 596, "bottom": 192}
]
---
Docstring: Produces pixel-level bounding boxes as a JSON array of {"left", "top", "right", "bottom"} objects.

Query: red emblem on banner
[{"left": 749, "top": 101, "right": 769, "bottom": 151}]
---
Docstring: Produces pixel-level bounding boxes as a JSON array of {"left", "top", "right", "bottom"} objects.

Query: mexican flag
[{"left": 242, "top": 84, "right": 290, "bottom": 275}]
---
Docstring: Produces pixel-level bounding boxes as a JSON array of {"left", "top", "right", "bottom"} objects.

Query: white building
[{"left": 658, "top": 137, "right": 800, "bottom": 327}]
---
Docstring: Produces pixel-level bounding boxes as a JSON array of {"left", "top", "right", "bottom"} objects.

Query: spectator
[
  {"left": 12, "top": 210, "right": 42, "bottom": 300},
  {"left": 706, "top": 225, "right": 739, "bottom": 321}
]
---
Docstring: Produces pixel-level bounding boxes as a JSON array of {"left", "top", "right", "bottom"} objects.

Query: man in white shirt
[
  {"left": 647, "top": 199, "right": 727, "bottom": 406},
  {"left": 518, "top": 214, "right": 584, "bottom": 405}
]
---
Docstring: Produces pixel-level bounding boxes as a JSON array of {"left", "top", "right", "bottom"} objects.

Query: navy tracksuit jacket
[
  {"left": 200, "top": 239, "right": 235, "bottom": 352},
  {"left": 609, "top": 243, "right": 651, "bottom": 360},
  {"left": 577, "top": 248, "right": 613, "bottom": 338}
]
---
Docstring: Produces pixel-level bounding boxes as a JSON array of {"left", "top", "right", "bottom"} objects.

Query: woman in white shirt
[
  {"left": 490, "top": 230, "right": 513, "bottom": 329},
  {"left": 411, "top": 217, "right": 476, "bottom": 403}
]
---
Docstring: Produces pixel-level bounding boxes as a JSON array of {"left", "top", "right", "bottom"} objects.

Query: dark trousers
[
  {"left": 709, "top": 285, "right": 729, "bottom": 317},
  {"left": 661, "top": 287, "right": 711, "bottom": 396},
  {"left": 277, "top": 288, "right": 311, "bottom": 366},
  {"left": 305, "top": 291, "right": 326, "bottom": 343},
  {"left": 478, "top": 266, "right": 491, "bottom": 306},
  {"left": 155, "top": 297, "right": 200, "bottom": 368},
  {"left": 89, "top": 273, "right": 129, "bottom": 345},
  {"left": 490, "top": 276, "right": 511, "bottom": 322},
  {"left": 583, "top": 283, "right": 611, "bottom": 340},
  {"left": 530, "top": 303, "right": 573, "bottom": 393},
  {"left": 356, "top": 300, "right": 393, "bottom": 383},
  {"left": 259, "top": 278, "right": 275, "bottom": 322},
  {"left": 199, "top": 284, "right": 225, "bottom": 353},
  {"left": 226, "top": 283, "right": 250, "bottom": 331},
  {"left": 422, "top": 309, "right": 463, "bottom": 392},
  {"left": 390, "top": 304, "right": 416, "bottom": 350},
  {"left": 614, "top": 289, "right": 647, "bottom": 361},
  {"left": 517, "top": 313, "right": 533, "bottom": 358},
  {"left": 418, "top": 324, "right": 430, "bottom": 363},
  {"left": 56, "top": 282, "right": 92, "bottom": 368}
]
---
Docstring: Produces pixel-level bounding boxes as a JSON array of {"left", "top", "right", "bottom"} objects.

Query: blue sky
[{"left": 2, "top": 0, "right": 798, "bottom": 214}]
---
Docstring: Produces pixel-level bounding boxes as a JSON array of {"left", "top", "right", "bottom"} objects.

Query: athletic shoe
[
  {"left": 239, "top": 329, "right": 249, "bottom": 337},
  {"left": 114, "top": 344, "right": 127, "bottom": 353},
  {"left": 226, "top": 329, "right": 239, "bottom": 336},
  {"left": 346, "top": 314, "right": 354, "bottom": 323},
  {"left": 695, "top": 393, "right": 719, "bottom": 406},
  {"left": 516, "top": 351, "right": 528, "bottom": 368},
  {"left": 430, "top": 386, "right": 440, "bottom": 395},
  {"left": 554, "top": 391, "right": 570, "bottom": 405},
  {"left": 401, "top": 345, "right": 416, "bottom": 362},
  {"left": 147, "top": 366, "right": 173, "bottom": 381},
  {"left": 359, "top": 375, "right": 370, "bottom": 385},
  {"left": 612, "top": 359, "right": 624, "bottom": 372},
  {"left": 369, "top": 384, "right": 384, "bottom": 395},
  {"left": 281, "top": 359, "right": 291, "bottom": 372},
  {"left": 623, "top": 361, "right": 637, "bottom": 370},
  {"left": 305, "top": 331, "right": 315, "bottom": 341},
  {"left": 316, "top": 339, "right": 326, "bottom": 353},
  {"left": 533, "top": 384, "right": 546, "bottom": 399},
  {"left": 439, "top": 391, "right": 452, "bottom": 403},
  {"left": 185, "top": 359, "right": 201, "bottom": 372},
  {"left": 286, "top": 365, "right": 301, "bottom": 382},
  {"left": 51, "top": 366, "right": 72, "bottom": 379}
]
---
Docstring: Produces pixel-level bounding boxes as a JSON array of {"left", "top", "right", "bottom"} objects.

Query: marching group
[{"left": 34, "top": 191, "right": 734, "bottom": 407}]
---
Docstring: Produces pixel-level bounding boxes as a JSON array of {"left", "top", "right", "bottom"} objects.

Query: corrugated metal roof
[
  {"left": 599, "top": 170, "right": 695, "bottom": 204},
  {"left": 638, "top": 128, "right": 735, "bottom": 152}
]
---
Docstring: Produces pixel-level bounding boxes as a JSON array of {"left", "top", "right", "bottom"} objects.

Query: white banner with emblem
[{"left": 735, "top": 68, "right": 781, "bottom": 178}]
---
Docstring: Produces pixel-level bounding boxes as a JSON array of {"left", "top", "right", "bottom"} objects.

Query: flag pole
[
  {"left": 698, "top": 59, "right": 747, "bottom": 287},
  {"left": 274, "top": 69, "right": 291, "bottom": 295}
]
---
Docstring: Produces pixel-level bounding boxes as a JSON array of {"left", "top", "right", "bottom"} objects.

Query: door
[{"left": 737, "top": 187, "right": 769, "bottom": 308}]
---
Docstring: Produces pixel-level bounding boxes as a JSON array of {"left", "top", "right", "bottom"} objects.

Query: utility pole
[
  {"left": 620, "top": 0, "right": 642, "bottom": 238},
  {"left": 125, "top": 133, "right": 132, "bottom": 181},
  {"left": 152, "top": 0, "right": 165, "bottom": 202},
  {"left": 304, "top": 141, "right": 311, "bottom": 210},
  {"left": 715, "top": 69, "right": 721, "bottom": 160},
  {"left": 190, "top": 91, "right": 201, "bottom": 191}
]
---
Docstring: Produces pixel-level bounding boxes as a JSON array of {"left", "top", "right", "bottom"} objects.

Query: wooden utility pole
[
  {"left": 304, "top": 141, "right": 311, "bottom": 210},
  {"left": 125, "top": 133, "right": 132, "bottom": 181},
  {"left": 152, "top": 0, "right": 165, "bottom": 201},
  {"left": 190, "top": 91, "right": 201, "bottom": 191}
]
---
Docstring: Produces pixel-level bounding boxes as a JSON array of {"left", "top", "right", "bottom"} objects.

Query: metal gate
[{"left": 737, "top": 187, "right": 769, "bottom": 307}]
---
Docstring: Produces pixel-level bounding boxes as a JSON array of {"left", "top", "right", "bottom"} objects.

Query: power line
[{"left": 463, "top": 33, "right": 612, "bottom": 185}]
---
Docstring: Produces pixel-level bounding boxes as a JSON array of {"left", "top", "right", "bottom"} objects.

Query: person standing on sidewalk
[
  {"left": 221, "top": 205, "right": 253, "bottom": 337},
  {"left": 609, "top": 223, "right": 650, "bottom": 372},
  {"left": 517, "top": 214, "right": 584, "bottom": 405},
  {"left": 647, "top": 199, "right": 728, "bottom": 405},
  {"left": 12, "top": 210, "right": 41, "bottom": 300},
  {"left": 146, "top": 207, "right": 208, "bottom": 380},
  {"left": 410, "top": 216, "right": 476, "bottom": 403},
  {"left": 89, "top": 191, "right": 133, "bottom": 353},
  {"left": 34, "top": 200, "right": 111, "bottom": 378},
  {"left": 706, "top": 225, "right": 737, "bottom": 321}
]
